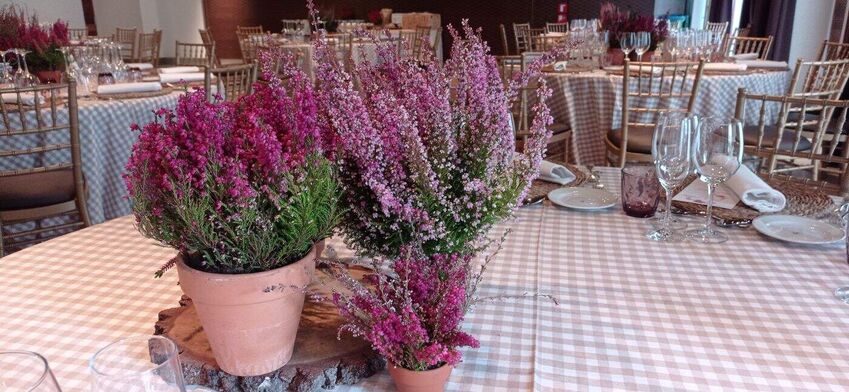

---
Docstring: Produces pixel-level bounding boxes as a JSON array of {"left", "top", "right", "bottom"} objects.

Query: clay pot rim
[
  {"left": 389, "top": 362, "right": 451, "bottom": 373},
  {"left": 174, "top": 243, "right": 318, "bottom": 278}
]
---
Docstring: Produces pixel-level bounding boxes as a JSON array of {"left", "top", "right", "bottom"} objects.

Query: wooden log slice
[{"left": 155, "top": 265, "right": 385, "bottom": 392}]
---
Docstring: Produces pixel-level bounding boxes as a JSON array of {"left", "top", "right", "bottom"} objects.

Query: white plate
[
  {"left": 752, "top": 215, "right": 845, "bottom": 245},
  {"left": 547, "top": 187, "right": 618, "bottom": 210}
]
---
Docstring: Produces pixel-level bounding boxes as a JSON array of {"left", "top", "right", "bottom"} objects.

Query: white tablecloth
[
  {"left": 1, "top": 168, "right": 848, "bottom": 391},
  {"left": 0, "top": 92, "right": 183, "bottom": 224},
  {"left": 544, "top": 70, "right": 790, "bottom": 164}
]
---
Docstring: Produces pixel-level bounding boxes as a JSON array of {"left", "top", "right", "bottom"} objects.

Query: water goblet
[
  {"left": 634, "top": 31, "right": 651, "bottom": 62},
  {"left": 646, "top": 112, "right": 696, "bottom": 242},
  {"left": 685, "top": 117, "right": 744, "bottom": 244},
  {"left": 0, "top": 351, "right": 63, "bottom": 391},
  {"left": 620, "top": 32, "right": 635, "bottom": 61}
]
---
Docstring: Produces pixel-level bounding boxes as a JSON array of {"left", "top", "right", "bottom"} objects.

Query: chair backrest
[
  {"left": 527, "top": 27, "right": 547, "bottom": 51},
  {"left": 734, "top": 88, "right": 849, "bottom": 195},
  {"left": 513, "top": 23, "right": 531, "bottom": 53},
  {"left": 546, "top": 22, "right": 569, "bottom": 33},
  {"left": 787, "top": 58, "right": 849, "bottom": 100},
  {"left": 499, "top": 24, "right": 511, "bottom": 55},
  {"left": 175, "top": 41, "right": 215, "bottom": 67},
  {"left": 237, "top": 25, "right": 264, "bottom": 36},
  {"left": 0, "top": 81, "right": 89, "bottom": 223},
  {"left": 68, "top": 28, "right": 87, "bottom": 41},
  {"left": 136, "top": 29, "right": 162, "bottom": 66},
  {"left": 817, "top": 40, "right": 849, "bottom": 61},
  {"left": 726, "top": 35, "right": 773, "bottom": 60},
  {"left": 237, "top": 32, "right": 266, "bottom": 63},
  {"left": 199, "top": 29, "right": 214, "bottom": 45},
  {"left": 114, "top": 27, "right": 137, "bottom": 59},
  {"left": 705, "top": 21, "right": 729, "bottom": 35},
  {"left": 205, "top": 63, "right": 257, "bottom": 102},
  {"left": 614, "top": 59, "right": 705, "bottom": 166}
]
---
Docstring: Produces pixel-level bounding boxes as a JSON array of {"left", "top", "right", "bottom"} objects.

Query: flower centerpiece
[
  {"left": 307, "top": 0, "right": 572, "bottom": 388},
  {"left": 0, "top": 5, "right": 69, "bottom": 80},
  {"left": 600, "top": 2, "right": 669, "bottom": 51},
  {"left": 124, "top": 50, "right": 341, "bottom": 376}
]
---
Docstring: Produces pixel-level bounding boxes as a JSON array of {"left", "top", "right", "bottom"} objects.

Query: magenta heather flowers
[
  {"left": 309, "top": 3, "right": 575, "bottom": 258},
  {"left": 331, "top": 250, "right": 479, "bottom": 370},
  {"left": 601, "top": 2, "right": 669, "bottom": 50},
  {"left": 124, "top": 50, "right": 341, "bottom": 274},
  {"left": 0, "top": 5, "right": 69, "bottom": 71}
]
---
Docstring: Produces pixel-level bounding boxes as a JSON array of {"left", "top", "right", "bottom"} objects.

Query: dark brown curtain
[
  {"left": 708, "top": 0, "right": 733, "bottom": 23},
  {"left": 739, "top": 0, "right": 796, "bottom": 61}
]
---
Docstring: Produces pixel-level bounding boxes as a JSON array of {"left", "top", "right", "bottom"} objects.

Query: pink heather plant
[
  {"left": 0, "top": 5, "right": 69, "bottom": 71},
  {"left": 601, "top": 1, "right": 669, "bottom": 50},
  {"left": 308, "top": 0, "right": 577, "bottom": 258},
  {"left": 124, "top": 49, "right": 341, "bottom": 275},
  {"left": 330, "top": 249, "right": 480, "bottom": 371}
]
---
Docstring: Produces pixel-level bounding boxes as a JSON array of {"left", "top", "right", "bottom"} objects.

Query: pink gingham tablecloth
[
  {"left": 2, "top": 167, "right": 848, "bottom": 391},
  {"left": 544, "top": 70, "right": 790, "bottom": 165}
]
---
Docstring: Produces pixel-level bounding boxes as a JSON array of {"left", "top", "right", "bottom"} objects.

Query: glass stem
[
  {"left": 664, "top": 188, "right": 673, "bottom": 229},
  {"left": 704, "top": 182, "right": 716, "bottom": 232}
]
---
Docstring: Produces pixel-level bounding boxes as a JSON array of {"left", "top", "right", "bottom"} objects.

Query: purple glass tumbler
[{"left": 621, "top": 165, "right": 661, "bottom": 218}]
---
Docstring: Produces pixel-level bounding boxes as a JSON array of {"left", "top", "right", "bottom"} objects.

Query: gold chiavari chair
[
  {"left": 705, "top": 21, "right": 729, "bottom": 35},
  {"left": 605, "top": 60, "right": 706, "bottom": 167},
  {"left": 513, "top": 76, "right": 572, "bottom": 162},
  {"left": 0, "top": 81, "right": 90, "bottom": 255},
  {"left": 237, "top": 25, "right": 264, "bottom": 36},
  {"left": 135, "top": 29, "right": 162, "bottom": 66},
  {"left": 817, "top": 40, "right": 849, "bottom": 61},
  {"left": 175, "top": 41, "right": 215, "bottom": 67},
  {"left": 205, "top": 63, "right": 257, "bottom": 102},
  {"left": 735, "top": 88, "right": 849, "bottom": 196},
  {"left": 527, "top": 27, "right": 547, "bottom": 51},
  {"left": 546, "top": 22, "right": 569, "bottom": 33},
  {"left": 199, "top": 29, "right": 214, "bottom": 45},
  {"left": 513, "top": 23, "right": 531, "bottom": 53},
  {"left": 237, "top": 32, "right": 266, "bottom": 64},
  {"left": 68, "top": 28, "right": 87, "bottom": 41},
  {"left": 499, "top": 24, "right": 512, "bottom": 55},
  {"left": 726, "top": 35, "right": 773, "bottom": 60},
  {"left": 114, "top": 27, "right": 138, "bottom": 60}
]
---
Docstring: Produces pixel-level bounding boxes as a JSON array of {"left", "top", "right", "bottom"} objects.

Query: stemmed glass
[
  {"left": 0, "top": 351, "right": 63, "bottom": 391},
  {"left": 647, "top": 112, "right": 695, "bottom": 242},
  {"left": 685, "top": 117, "right": 744, "bottom": 244},
  {"left": 570, "top": 19, "right": 587, "bottom": 32},
  {"left": 620, "top": 32, "right": 635, "bottom": 62},
  {"left": 634, "top": 31, "right": 651, "bottom": 62}
]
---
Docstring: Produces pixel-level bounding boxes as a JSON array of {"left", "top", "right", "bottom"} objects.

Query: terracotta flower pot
[
  {"left": 607, "top": 48, "right": 625, "bottom": 66},
  {"left": 388, "top": 363, "right": 453, "bottom": 392},
  {"left": 35, "top": 70, "right": 63, "bottom": 84},
  {"left": 175, "top": 245, "right": 317, "bottom": 376}
]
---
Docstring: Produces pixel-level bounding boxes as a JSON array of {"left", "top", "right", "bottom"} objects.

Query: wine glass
[
  {"left": 620, "top": 32, "right": 635, "bottom": 61},
  {"left": 90, "top": 336, "right": 186, "bottom": 392},
  {"left": 646, "top": 112, "right": 695, "bottom": 242},
  {"left": 16, "top": 49, "right": 38, "bottom": 86},
  {"left": 0, "top": 351, "right": 63, "bottom": 391},
  {"left": 634, "top": 31, "right": 651, "bottom": 62},
  {"left": 571, "top": 19, "right": 587, "bottom": 32},
  {"left": 836, "top": 202, "right": 849, "bottom": 303},
  {"left": 685, "top": 117, "right": 744, "bottom": 244}
]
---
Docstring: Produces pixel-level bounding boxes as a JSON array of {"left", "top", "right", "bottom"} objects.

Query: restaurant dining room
[{"left": 2, "top": 0, "right": 849, "bottom": 390}]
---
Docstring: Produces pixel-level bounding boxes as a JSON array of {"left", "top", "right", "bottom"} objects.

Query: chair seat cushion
[
  {"left": 606, "top": 125, "right": 655, "bottom": 154},
  {"left": 743, "top": 125, "right": 812, "bottom": 151},
  {"left": 0, "top": 168, "right": 76, "bottom": 211}
]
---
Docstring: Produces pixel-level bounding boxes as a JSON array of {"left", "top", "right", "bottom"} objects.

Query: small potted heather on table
[
  {"left": 0, "top": 5, "right": 70, "bottom": 83},
  {"left": 124, "top": 51, "right": 341, "bottom": 376},
  {"left": 307, "top": 0, "right": 573, "bottom": 389}
]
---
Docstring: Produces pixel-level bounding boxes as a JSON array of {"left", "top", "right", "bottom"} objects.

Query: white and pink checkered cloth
[{"left": 1, "top": 168, "right": 848, "bottom": 391}]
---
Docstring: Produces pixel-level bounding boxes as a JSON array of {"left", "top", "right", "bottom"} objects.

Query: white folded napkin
[
  {"left": 553, "top": 61, "right": 570, "bottom": 71},
  {"left": 538, "top": 160, "right": 576, "bottom": 185},
  {"left": 604, "top": 65, "right": 663, "bottom": 75},
  {"left": 736, "top": 60, "right": 788, "bottom": 69},
  {"left": 724, "top": 164, "right": 786, "bottom": 212},
  {"left": 158, "top": 66, "right": 202, "bottom": 74},
  {"left": 541, "top": 32, "right": 567, "bottom": 38},
  {"left": 703, "top": 62, "right": 748, "bottom": 72},
  {"left": 159, "top": 72, "right": 206, "bottom": 83},
  {"left": 1, "top": 92, "right": 44, "bottom": 106},
  {"left": 124, "top": 62, "right": 154, "bottom": 71},
  {"left": 96, "top": 82, "right": 162, "bottom": 95},
  {"left": 731, "top": 52, "right": 759, "bottom": 61}
]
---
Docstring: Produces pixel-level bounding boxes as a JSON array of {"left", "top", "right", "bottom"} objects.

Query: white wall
[
  {"left": 788, "top": 0, "right": 835, "bottom": 64},
  {"left": 0, "top": 0, "right": 85, "bottom": 28},
  {"left": 92, "top": 0, "right": 204, "bottom": 58}
]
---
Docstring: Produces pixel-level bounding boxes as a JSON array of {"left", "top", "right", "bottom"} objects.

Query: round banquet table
[
  {"left": 0, "top": 91, "right": 183, "bottom": 224},
  {"left": 543, "top": 69, "right": 790, "bottom": 165},
  {"left": 2, "top": 167, "right": 849, "bottom": 391}
]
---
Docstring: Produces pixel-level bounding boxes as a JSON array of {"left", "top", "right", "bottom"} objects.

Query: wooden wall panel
[{"left": 203, "top": 0, "right": 656, "bottom": 59}]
